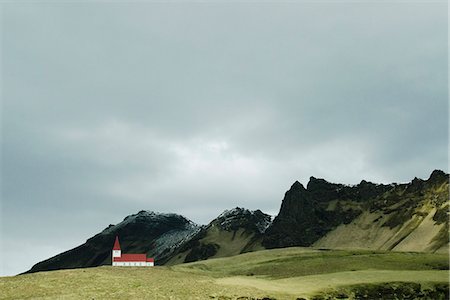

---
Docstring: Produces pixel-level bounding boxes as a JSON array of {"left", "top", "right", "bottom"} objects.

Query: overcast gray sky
[{"left": 1, "top": 1, "right": 448, "bottom": 276}]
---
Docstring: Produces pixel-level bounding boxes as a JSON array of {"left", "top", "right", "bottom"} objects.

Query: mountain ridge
[
  {"left": 26, "top": 169, "right": 449, "bottom": 274},
  {"left": 164, "top": 207, "right": 271, "bottom": 265}
]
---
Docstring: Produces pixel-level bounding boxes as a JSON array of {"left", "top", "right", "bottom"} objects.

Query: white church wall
[{"left": 112, "top": 261, "right": 153, "bottom": 266}]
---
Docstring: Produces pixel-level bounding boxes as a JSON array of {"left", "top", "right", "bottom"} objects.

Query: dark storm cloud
[{"left": 1, "top": 2, "right": 447, "bottom": 275}]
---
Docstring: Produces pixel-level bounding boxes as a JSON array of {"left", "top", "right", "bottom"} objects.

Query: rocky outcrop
[
  {"left": 263, "top": 170, "right": 448, "bottom": 251},
  {"left": 313, "top": 170, "right": 449, "bottom": 252},
  {"left": 262, "top": 178, "right": 391, "bottom": 248},
  {"left": 212, "top": 207, "right": 271, "bottom": 233}
]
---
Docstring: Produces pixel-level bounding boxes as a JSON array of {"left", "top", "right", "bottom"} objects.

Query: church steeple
[
  {"left": 113, "top": 236, "right": 121, "bottom": 251},
  {"left": 112, "top": 236, "right": 121, "bottom": 264}
]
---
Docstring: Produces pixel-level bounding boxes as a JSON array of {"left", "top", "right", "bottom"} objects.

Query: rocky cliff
[
  {"left": 314, "top": 170, "right": 449, "bottom": 253},
  {"left": 263, "top": 170, "right": 449, "bottom": 253}
]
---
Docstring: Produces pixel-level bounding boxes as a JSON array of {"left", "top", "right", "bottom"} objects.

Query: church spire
[{"left": 113, "top": 236, "right": 121, "bottom": 250}]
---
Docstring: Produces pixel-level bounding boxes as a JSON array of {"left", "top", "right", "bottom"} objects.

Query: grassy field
[{"left": 1, "top": 247, "right": 448, "bottom": 299}]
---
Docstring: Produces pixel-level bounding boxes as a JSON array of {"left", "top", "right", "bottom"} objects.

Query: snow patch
[
  {"left": 215, "top": 207, "right": 272, "bottom": 234},
  {"left": 100, "top": 210, "right": 193, "bottom": 235},
  {"left": 151, "top": 222, "right": 201, "bottom": 258}
]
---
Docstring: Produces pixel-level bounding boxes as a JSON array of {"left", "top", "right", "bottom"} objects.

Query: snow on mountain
[
  {"left": 100, "top": 211, "right": 191, "bottom": 236},
  {"left": 151, "top": 221, "right": 201, "bottom": 259},
  {"left": 213, "top": 207, "right": 272, "bottom": 234}
]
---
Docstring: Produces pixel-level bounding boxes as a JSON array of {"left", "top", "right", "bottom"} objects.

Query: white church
[{"left": 112, "top": 236, "right": 154, "bottom": 267}]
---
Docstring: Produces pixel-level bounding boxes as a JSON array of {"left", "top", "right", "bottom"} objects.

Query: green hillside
[{"left": 1, "top": 247, "right": 448, "bottom": 299}]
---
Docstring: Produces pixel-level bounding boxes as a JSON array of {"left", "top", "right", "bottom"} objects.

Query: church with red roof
[{"left": 112, "top": 236, "right": 154, "bottom": 267}]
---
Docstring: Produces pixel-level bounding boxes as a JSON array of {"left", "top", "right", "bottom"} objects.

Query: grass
[
  {"left": 1, "top": 247, "right": 448, "bottom": 299},
  {"left": 311, "top": 281, "right": 449, "bottom": 300},
  {"left": 175, "top": 247, "right": 448, "bottom": 278},
  {"left": 0, "top": 266, "right": 264, "bottom": 300}
]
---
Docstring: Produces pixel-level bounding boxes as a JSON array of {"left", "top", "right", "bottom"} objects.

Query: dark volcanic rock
[
  {"left": 211, "top": 207, "right": 272, "bottom": 234},
  {"left": 307, "top": 177, "right": 342, "bottom": 202},
  {"left": 376, "top": 169, "right": 449, "bottom": 229},
  {"left": 262, "top": 178, "right": 391, "bottom": 249},
  {"left": 428, "top": 169, "right": 448, "bottom": 185},
  {"left": 263, "top": 169, "right": 448, "bottom": 250},
  {"left": 405, "top": 177, "right": 425, "bottom": 193},
  {"left": 184, "top": 243, "right": 219, "bottom": 263},
  {"left": 263, "top": 181, "right": 328, "bottom": 248},
  {"left": 433, "top": 205, "right": 449, "bottom": 225}
]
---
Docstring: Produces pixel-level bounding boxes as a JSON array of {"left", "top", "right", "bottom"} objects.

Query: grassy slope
[
  {"left": 314, "top": 180, "right": 449, "bottom": 253},
  {"left": 1, "top": 247, "right": 448, "bottom": 299},
  {"left": 166, "top": 227, "right": 265, "bottom": 266}
]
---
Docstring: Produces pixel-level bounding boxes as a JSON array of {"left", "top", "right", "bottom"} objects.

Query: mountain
[
  {"left": 27, "top": 170, "right": 448, "bottom": 274},
  {"left": 26, "top": 208, "right": 271, "bottom": 273},
  {"left": 263, "top": 170, "right": 449, "bottom": 253},
  {"left": 164, "top": 207, "right": 272, "bottom": 265},
  {"left": 27, "top": 211, "right": 200, "bottom": 273},
  {"left": 313, "top": 170, "right": 449, "bottom": 252},
  {"left": 262, "top": 178, "right": 392, "bottom": 248}
]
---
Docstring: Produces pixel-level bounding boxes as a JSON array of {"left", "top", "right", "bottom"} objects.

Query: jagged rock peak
[
  {"left": 217, "top": 207, "right": 248, "bottom": 218},
  {"left": 308, "top": 176, "right": 330, "bottom": 184},
  {"left": 428, "top": 169, "right": 448, "bottom": 183},
  {"left": 124, "top": 210, "right": 186, "bottom": 220},
  {"left": 406, "top": 177, "right": 425, "bottom": 193},
  {"left": 213, "top": 207, "right": 272, "bottom": 234},
  {"left": 291, "top": 180, "right": 306, "bottom": 190},
  {"left": 358, "top": 179, "right": 378, "bottom": 186},
  {"left": 216, "top": 207, "right": 268, "bottom": 220},
  {"left": 307, "top": 176, "right": 338, "bottom": 191}
]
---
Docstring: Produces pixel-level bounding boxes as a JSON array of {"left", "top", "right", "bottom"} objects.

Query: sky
[{"left": 1, "top": 1, "right": 448, "bottom": 276}]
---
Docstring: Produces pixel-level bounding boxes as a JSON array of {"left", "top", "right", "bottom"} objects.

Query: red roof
[
  {"left": 113, "top": 236, "right": 121, "bottom": 250},
  {"left": 113, "top": 254, "right": 151, "bottom": 262}
]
